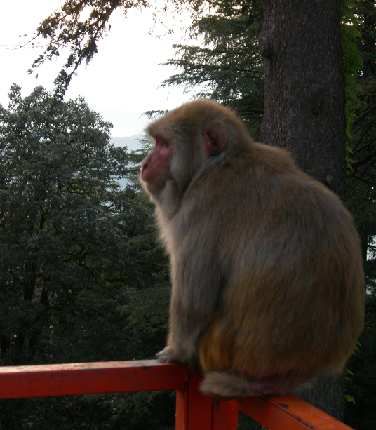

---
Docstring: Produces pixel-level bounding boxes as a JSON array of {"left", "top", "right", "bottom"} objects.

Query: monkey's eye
[{"left": 155, "top": 136, "right": 169, "bottom": 148}]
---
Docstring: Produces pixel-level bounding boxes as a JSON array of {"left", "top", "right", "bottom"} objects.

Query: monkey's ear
[{"left": 203, "top": 124, "right": 226, "bottom": 157}]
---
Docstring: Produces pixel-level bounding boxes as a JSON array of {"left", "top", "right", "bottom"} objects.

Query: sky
[{"left": 0, "top": 1, "right": 194, "bottom": 137}]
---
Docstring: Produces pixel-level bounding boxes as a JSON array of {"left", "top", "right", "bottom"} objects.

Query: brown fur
[{"left": 140, "top": 99, "right": 365, "bottom": 397}]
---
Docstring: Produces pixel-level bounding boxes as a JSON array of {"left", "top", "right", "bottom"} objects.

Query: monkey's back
[{"left": 194, "top": 143, "right": 364, "bottom": 380}]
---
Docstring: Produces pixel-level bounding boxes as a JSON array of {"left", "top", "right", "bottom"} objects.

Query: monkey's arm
[{"left": 158, "top": 246, "right": 224, "bottom": 365}]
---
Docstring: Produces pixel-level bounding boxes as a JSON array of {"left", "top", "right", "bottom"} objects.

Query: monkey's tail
[{"left": 200, "top": 371, "right": 300, "bottom": 398}]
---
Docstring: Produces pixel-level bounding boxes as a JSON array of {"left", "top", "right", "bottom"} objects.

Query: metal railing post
[{"left": 175, "top": 372, "right": 238, "bottom": 430}]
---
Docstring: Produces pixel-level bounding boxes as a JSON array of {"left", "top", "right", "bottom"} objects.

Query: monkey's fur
[{"left": 140, "top": 100, "right": 364, "bottom": 397}]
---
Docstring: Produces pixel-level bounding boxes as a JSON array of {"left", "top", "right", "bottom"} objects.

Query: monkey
[{"left": 139, "top": 99, "right": 365, "bottom": 398}]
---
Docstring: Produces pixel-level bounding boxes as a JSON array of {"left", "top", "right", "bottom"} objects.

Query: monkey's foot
[{"left": 200, "top": 372, "right": 302, "bottom": 398}]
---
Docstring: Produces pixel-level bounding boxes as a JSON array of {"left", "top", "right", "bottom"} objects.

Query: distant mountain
[{"left": 111, "top": 136, "right": 143, "bottom": 151}]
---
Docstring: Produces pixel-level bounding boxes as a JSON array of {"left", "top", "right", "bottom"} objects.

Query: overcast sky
[{"left": 0, "top": 1, "right": 194, "bottom": 137}]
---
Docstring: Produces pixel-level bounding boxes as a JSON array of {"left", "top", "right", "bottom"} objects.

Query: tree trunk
[
  {"left": 260, "top": 0, "right": 346, "bottom": 420},
  {"left": 260, "top": 0, "right": 345, "bottom": 195}
]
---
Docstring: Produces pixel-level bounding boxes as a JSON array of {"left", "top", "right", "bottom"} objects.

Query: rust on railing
[{"left": 0, "top": 360, "right": 352, "bottom": 430}]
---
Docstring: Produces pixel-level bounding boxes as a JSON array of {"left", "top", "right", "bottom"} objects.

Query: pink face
[{"left": 140, "top": 136, "right": 173, "bottom": 187}]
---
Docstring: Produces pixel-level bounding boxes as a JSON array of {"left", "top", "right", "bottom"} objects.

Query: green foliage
[
  {"left": 0, "top": 84, "right": 164, "bottom": 363},
  {"left": 0, "top": 86, "right": 171, "bottom": 429},
  {"left": 344, "top": 0, "right": 376, "bottom": 259},
  {"left": 341, "top": 3, "right": 376, "bottom": 429},
  {"left": 345, "top": 296, "right": 376, "bottom": 430},
  {"left": 0, "top": 392, "right": 175, "bottom": 430},
  {"left": 34, "top": 0, "right": 149, "bottom": 95},
  {"left": 32, "top": 0, "right": 204, "bottom": 95},
  {"left": 164, "top": 0, "right": 264, "bottom": 135},
  {"left": 341, "top": 0, "right": 363, "bottom": 172}
]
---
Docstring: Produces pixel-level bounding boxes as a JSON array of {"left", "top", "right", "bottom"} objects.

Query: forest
[{"left": 0, "top": 0, "right": 375, "bottom": 429}]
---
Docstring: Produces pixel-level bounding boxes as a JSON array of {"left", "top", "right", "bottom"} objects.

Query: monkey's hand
[
  {"left": 156, "top": 346, "right": 180, "bottom": 363},
  {"left": 156, "top": 344, "right": 195, "bottom": 365}
]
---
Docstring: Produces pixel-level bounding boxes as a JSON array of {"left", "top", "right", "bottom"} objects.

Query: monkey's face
[
  {"left": 140, "top": 100, "right": 242, "bottom": 203},
  {"left": 140, "top": 132, "right": 205, "bottom": 201},
  {"left": 140, "top": 124, "right": 207, "bottom": 201},
  {"left": 140, "top": 135, "right": 173, "bottom": 194}
]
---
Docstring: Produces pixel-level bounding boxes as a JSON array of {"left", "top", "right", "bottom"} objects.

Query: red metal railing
[{"left": 0, "top": 360, "right": 352, "bottom": 429}]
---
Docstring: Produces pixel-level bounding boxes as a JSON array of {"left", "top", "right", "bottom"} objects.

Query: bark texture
[{"left": 260, "top": 0, "right": 345, "bottom": 194}]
